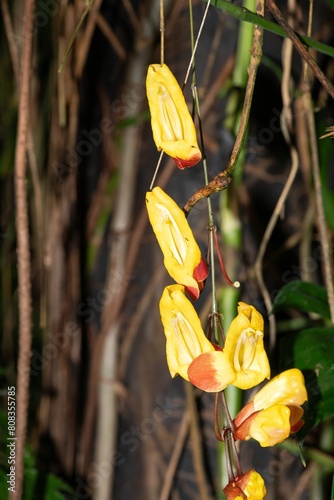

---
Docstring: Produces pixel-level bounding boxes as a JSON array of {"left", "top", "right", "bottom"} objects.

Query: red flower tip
[
  {"left": 184, "top": 285, "right": 200, "bottom": 301},
  {"left": 291, "top": 419, "right": 304, "bottom": 433},
  {"left": 173, "top": 150, "right": 202, "bottom": 169},
  {"left": 184, "top": 257, "right": 209, "bottom": 300},
  {"left": 193, "top": 257, "right": 209, "bottom": 282}
]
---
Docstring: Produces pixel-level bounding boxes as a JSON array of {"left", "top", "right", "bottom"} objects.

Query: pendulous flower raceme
[
  {"left": 144, "top": 38, "right": 310, "bottom": 498},
  {"left": 188, "top": 303, "right": 270, "bottom": 392},
  {"left": 233, "top": 369, "right": 308, "bottom": 447},
  {"left": 146, "top": 186, "right": 208, "bottom": 300},
  {"left": 146, "top": 63, "right": 202, "bottom": 169}
]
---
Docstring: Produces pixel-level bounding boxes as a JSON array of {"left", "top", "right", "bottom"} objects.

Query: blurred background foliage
[{"left": 1, "top": 0, "right": 334, "bottom": 499}]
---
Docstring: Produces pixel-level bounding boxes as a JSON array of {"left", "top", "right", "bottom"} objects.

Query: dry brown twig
[
  {"left": 159, "top": 410, "right": 190, "bottom": 500},
  {"left": 266, "top": 0, "right": 334, "bottom": 100},
  {"left": 184, "top": 382, "right": 211, "bottom": 500},
  {"left": 303, "top": 91, "right": 334, "bottom": 322}
]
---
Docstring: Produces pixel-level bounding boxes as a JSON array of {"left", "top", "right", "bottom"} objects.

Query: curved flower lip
[
  {"left": 235, "top": 404, "right": 291, "bottom": 447},
  {"left": 146, "top": 187, "right": 208, "bottom": 299},
  {"left": 234, "top": 369, "right": 308, "bottom": 446},
  {"left": 223, "top": 302, "right": 270, "bottom": 390},
  {"left": 224, "top": 470, "right": 266, "bottom": 500},
  {"left": 235, "top": 403, "right": 305, "bottom": 447},
  {"left": 188, "top": 303, "right": 270, "bottom": 392},
  {"left": 146, "top": 64, "right": 202, "bottom": 169},
  {"left": 159, "top": 284, "right": 214, "bottom": 380}
]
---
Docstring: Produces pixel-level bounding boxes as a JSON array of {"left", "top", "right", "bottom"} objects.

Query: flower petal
[
  {"left": 224, "top": 470, "right": 266, "bottom": 500},
  {"left": 146, "top": 187, "right": 206, "bottom": 298},
  {"left": 159, "top": 285, "right": 214, "bottom": 380},
  {"left": 238, "top": 470, "right": 267, "bottom": 500},
  {"left": 288, "top": 404, "right": 304, "bottom": 433},
  {"left": 224, "top": 303, "right": 270, "bottom": 389},
  {"left": 188, "top": 351, "right": 235, "bottom": 392},
  {"left": 236, "top": 404, "right": 291, "bottom": 447},
  {"left": 193, "top": 256, "right": 209, "bottom": 282},
  {"left": 252, "top": 369, "right": 308, "bottom": 411},
  {"left": 234, "top": 401, "right": 256, "bottom": 429},
  {"left": 146, "top": 64, "right": 201, "bottom": 168}
]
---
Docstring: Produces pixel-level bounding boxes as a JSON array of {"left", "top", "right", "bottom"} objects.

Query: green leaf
[
  {"left": 208, "top": 0, "right": 334, "bottom": 58},
  {"left": 44, "top": 474, "right": 74, "bottom": 499},
  {"left": 23, "top": 448, "right": 38, "bottom": 500},
  {"left": 272, "top": 281, "right": 331, "bottom": 320},
  {"left": 0, "top": 470, "right": 8, "bottom": 500},
  {"left": 280, "top": 327, "right": 334, "bottom": 436}
]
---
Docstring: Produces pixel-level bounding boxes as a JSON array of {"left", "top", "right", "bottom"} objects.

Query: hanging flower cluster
[{"left": 145, "top": 63, "right": 308, "bottom": 499}]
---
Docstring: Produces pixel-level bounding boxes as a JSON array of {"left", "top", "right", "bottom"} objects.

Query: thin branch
[
  {"left": 183, "top": 168, "right": 231, "bottom": 214},
  {"left": 183, "top": 0, "right": 211, "bottom": 87},
  {"left": 159, "top": 410, "right": 190, "bottom": 500},
  {"left": 0, "top": 0, "right": 20, "bottom": 82},
  {"left": 160, "top": 0, "right": 164, "bottom": 65},
  {"left": 95, "top": 12, "right": 127, "bottom": 60},
  {"left": 210, "top": 0, "right": 334, "bottom": 58},
  {"left": 58, "top": 0, "right": 96, "bottom": 73},
  {"left": 11, "top": 0, "right": 35, "bottom": 499},
  {"left": 254, "top": 3, "right": 299, "bottom": 351},
  {"left": 2, "top": 0, "right": 45, "bottom": 326},
  {"left": 266, "top": 0, "right": 334, "bottom": 100},
  {"left": 184, "top": 0, "right": 264, "bottom": 213},
  {"left": 304, "top": 92, "right": 334, "bottom": 322},
  {"left": 185, "top": 383, "right": 211, "bottom": 500}
]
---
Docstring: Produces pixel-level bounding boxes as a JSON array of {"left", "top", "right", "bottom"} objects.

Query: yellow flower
[
  {"left": 146, "top": 187, "right": 208, "bottom": 300},
  {"left": 146, "top": 64, "right": 202, "bottom": 169},
  {"left": 223, "top": 303, "right": 270, "bottom": 389},
  {"left": 159, "top": 285, "right": 214, "bottom": 380},
  {"left": 223, "top": 470, "right": 267, "bottom": 500},
  {"left": 244, "top": 404, "right": 292, "bottom": 447},
  {"left": 188, "top": 303, "right": 270, "bottom": 392},
  {"left": 252, "top": 368, "right": 308, "bottom": 410},
  {"left": 234, "top": 369, "right": 308, "bottom": 447}
]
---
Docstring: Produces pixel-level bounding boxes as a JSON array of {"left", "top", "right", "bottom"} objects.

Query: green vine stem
[
  {"left": 218, "top": 0, "right": 255, "bottom": 491},
  {"left": 188, "top": 0, "right": 220, "bottom": 340},
  {"left": 58, "top": 0, "right": 96, "bottom": 73}
]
